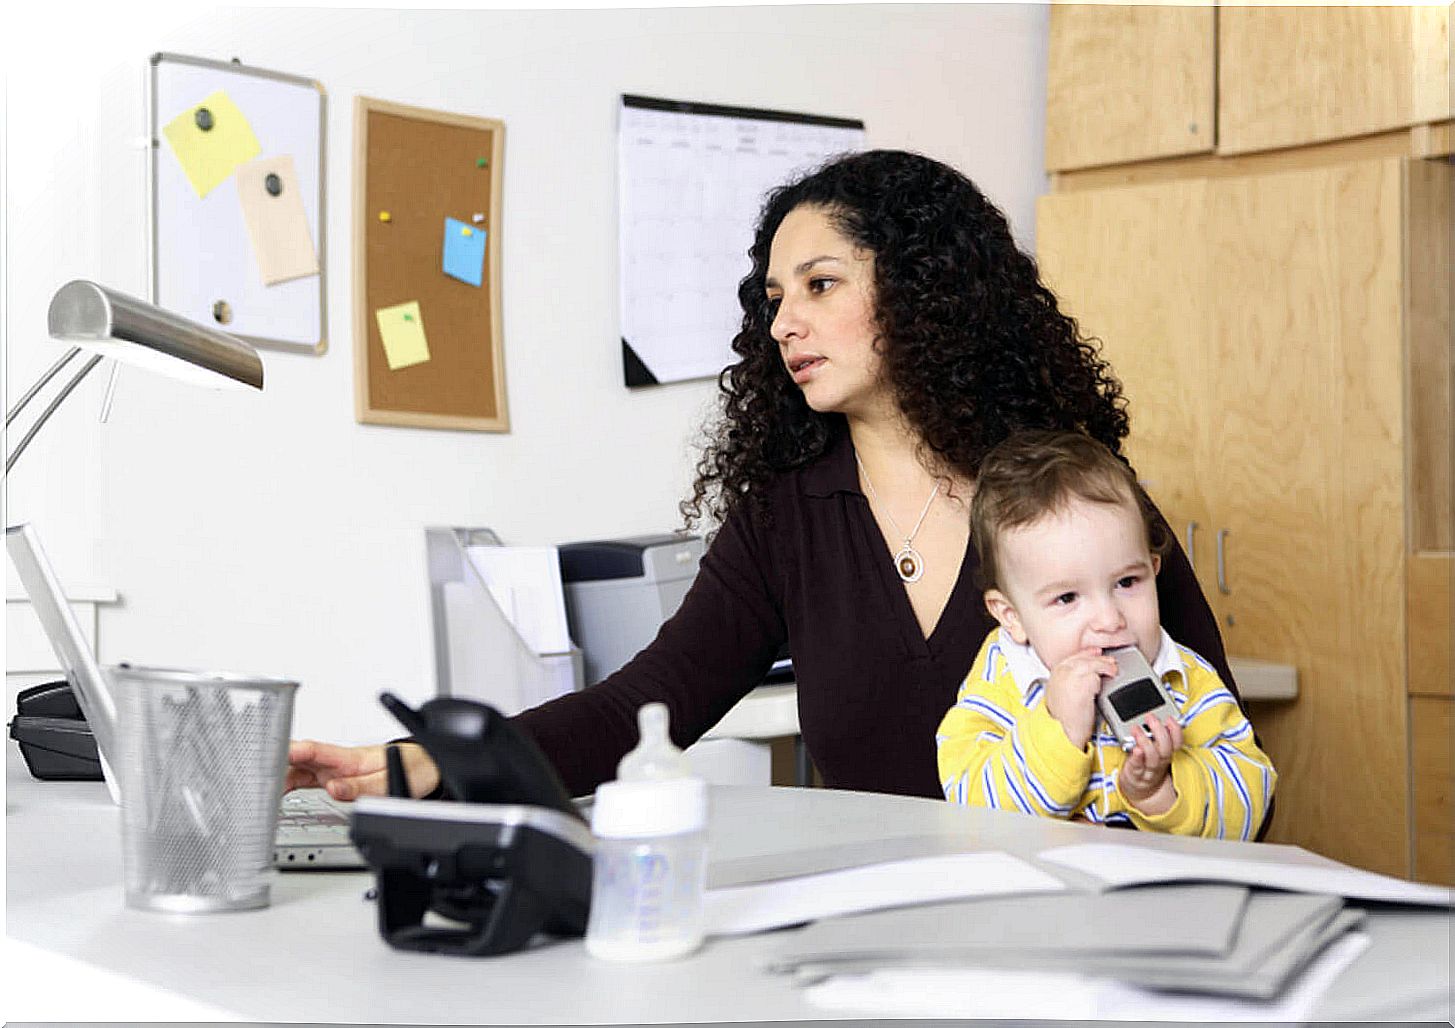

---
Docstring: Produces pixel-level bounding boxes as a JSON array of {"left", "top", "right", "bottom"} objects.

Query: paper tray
[{"left": 425, "top": 527, "right": 584, "bottom": 715}]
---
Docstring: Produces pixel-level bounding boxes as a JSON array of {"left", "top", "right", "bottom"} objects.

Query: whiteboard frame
[{"left": 148, "top": 52, "right": 328, "bottom": 355}]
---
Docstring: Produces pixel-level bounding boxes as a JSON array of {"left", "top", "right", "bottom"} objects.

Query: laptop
[{"left": 6, "top": 523, "right": 365, "bottom": 870}]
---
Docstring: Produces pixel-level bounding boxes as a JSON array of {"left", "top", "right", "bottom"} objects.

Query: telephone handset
[{"left": 378, "top": 691, "right": 583, "bottom": 819}]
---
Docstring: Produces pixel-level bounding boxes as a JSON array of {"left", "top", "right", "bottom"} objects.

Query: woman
[{"left": 288, "top": 150, "right": 1237, "bottom": 802}]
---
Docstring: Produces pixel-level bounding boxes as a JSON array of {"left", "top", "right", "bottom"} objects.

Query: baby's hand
[
  {"left": 1118, "top": 714, "right": 1183, "bottom": 815},
  {"left": 1044, "top": 647, "right": 1117, "bottom": 750}
]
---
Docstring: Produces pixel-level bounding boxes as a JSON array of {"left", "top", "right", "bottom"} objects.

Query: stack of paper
[
  {"left": 730, "top": 839, "right": 1452, "bottom": 1018},
  {"left": 764, "top": 885, "right": 1359, "bottom": 1001}
]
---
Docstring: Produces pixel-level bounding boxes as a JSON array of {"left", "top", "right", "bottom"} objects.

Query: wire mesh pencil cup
[{"left": 114, "top": 666, "right": 298, "bottom": 912}]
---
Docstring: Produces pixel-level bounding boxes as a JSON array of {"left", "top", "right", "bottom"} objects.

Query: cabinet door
[
  {"left": 1219, "top": 6, "right": 1452, "bottom": 155},
  {"left": 1036, "top": 180, "right": 1223, "bottom": 604},
  {"left": 1411, "top": 695, "right": 1454, "bottom": 885},
  {"left": 1039, "top": 161, "right": 1411, "bottom": 874},
  {"left": 1204, "top": 160, "right": 1409, "bottom": 875},
  {"left": 1045, "top": 5, "right": 1215, "bottom": 172}
]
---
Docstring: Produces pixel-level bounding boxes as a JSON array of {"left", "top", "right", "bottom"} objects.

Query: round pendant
[{"left": 894, "top": 545, "right": 924, "bottom": 584}]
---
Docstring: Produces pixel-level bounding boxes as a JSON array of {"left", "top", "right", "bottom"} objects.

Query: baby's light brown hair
[{"left": 971, "top": 430, "right": 1171, "bottom": 593}]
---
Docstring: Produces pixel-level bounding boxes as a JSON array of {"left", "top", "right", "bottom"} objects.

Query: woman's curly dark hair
[{"left": 681, "top": 149, "right": 1129, "bottom": 527}]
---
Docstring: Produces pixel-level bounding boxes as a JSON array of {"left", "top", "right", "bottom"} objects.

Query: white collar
[{"left": 996, "top": 626, "right": 1185, "bottom": 700}]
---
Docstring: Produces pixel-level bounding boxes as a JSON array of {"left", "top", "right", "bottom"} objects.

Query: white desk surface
[{"left": 6, "top": 745, "right": 1449, "bottom": 1023}]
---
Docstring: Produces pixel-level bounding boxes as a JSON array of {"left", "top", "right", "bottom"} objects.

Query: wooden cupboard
[
  {"left": 1036, "top": 158, "right": 1450, "bottom": 878},
  {"left": 1047, "top": 5, "right": 1452, "bottom": 170},
  {"left": 1045, "top": 4, "right": 1215, "bottom": 171},
  {"left": 1219, "top": 5, "right": 1452, "bottom": 155}
]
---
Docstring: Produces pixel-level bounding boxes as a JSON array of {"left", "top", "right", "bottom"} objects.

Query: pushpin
[
  {"left": 403, "top": 312, "right": 414, "bottom": 322},
  {"left": 476, "top": 157, "right": 488, "bottom": 168},
  {"left": 378, "top": 210, "right": 391, "bottom": 223},
  {"left": 461, "top": 225, "right": 473, "bottom": 237},
  {"left": 195, "top": 107, "right": 215, "bottom": 131},
  {"left": 471, "top": 213, "right": 485, "bottom": 225}
]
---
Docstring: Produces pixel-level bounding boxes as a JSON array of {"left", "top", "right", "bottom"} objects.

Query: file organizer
[{"left": 425, "top": 527, "right": 583, "bottom": 715}]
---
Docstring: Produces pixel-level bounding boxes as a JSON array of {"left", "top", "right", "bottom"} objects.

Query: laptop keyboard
[{"left": 278, "top": 789, "right": 351, "bottom": 833}]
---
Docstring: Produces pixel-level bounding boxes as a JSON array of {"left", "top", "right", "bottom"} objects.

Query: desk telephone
[{"left": 349, "top": 693, "right": 593, "bottom": 957}]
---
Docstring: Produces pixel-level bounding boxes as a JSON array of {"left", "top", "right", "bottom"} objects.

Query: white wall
[{"left": 3, "top": 3, "right": 1048, "bottom": 743}]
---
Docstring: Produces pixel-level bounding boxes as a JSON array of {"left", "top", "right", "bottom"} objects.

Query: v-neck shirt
[{"left": 514, "top": 427, "right": 1237, "bottom": 799}]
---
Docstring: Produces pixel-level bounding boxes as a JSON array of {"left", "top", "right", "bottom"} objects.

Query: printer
[
  {"left": 557, "top": 534, "right": 704, "bottom": 684},
  {"left": 558, "top": 533, "right": 793, "bottom": 688}
]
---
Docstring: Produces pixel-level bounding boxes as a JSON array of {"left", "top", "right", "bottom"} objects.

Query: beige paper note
[{"left": 235, "top": 155, "right": 319, "bottom": 286}]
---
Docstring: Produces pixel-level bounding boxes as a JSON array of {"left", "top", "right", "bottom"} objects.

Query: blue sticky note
[{"left": 442, "top": 217, "right": 486, "bottom": 287}]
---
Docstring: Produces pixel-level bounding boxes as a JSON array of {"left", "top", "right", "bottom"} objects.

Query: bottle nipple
[{"left": 617, "top": 702, "right": 693, "bottom": 781}]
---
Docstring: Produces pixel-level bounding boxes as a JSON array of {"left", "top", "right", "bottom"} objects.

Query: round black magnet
[
  {"left": 195, "top": 107, "right": 215, "bottom": 131},
  {"left": 265, "top": 173, "right": 283, "bottom": 197}
]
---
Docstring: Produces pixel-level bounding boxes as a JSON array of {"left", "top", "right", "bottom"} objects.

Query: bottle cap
[{"left": 591, "top": 776, "right": 707, "bottom": 838}]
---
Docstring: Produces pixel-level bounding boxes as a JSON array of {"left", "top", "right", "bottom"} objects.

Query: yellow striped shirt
[{"left": 936, "top": 627, "right": 1276, "bottom": 839}]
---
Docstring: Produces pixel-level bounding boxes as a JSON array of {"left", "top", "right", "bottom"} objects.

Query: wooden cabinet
[
  {"left": 1219, "top": 5, "right": 1452, "bottom": 155},
  {"left": 1036, "top": 158, "right": 1448, "bottom": 877},
  {"left": 1045, "top": 4, "right": 1215, "bottom": 171},
  {"left": 1047, "top": 7, "right": 1452, "bottom": 171},
  {"left": 1411, "top": 695, "right": 1453, "bottom": 884}
]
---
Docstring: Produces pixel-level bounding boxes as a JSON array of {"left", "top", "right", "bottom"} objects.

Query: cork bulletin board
[{"left": 353, "top": 97, "right": 507, "bottom": 430}]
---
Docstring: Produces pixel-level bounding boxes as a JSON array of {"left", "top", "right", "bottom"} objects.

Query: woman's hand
[
  {"left": 1118, "top": 714, "right": 1182, "bottom": 815},
  {"left": 1044, "top": 647, "right": 1117, "bottom": 751},
  {"left": 285, "top": 739, "right": 440, "bottom": 801}
]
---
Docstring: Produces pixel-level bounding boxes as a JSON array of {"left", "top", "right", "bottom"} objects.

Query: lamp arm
[
  {"left": 6, "top": 346, "right": 82, "bottom": 427},
  {"left": 5, "top": 353, "right": 105, "bottom": 476}
]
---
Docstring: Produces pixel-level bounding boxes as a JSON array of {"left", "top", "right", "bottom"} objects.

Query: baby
[{"left": 936, "top": 430, "right": 1275, "bottom": 838}]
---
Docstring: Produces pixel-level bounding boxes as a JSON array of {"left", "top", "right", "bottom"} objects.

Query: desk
[{"left": 6, "top": 745, "right": 1449, "bottom": 1023}]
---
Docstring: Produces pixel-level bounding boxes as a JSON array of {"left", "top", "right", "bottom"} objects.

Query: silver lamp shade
[{"left": 48, "top": 280, "right": 264, "bottom": 391}]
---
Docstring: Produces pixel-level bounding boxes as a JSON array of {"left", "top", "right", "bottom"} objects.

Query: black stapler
[{"left": 348, "top": 693, "right": 593, "bottom": 957}]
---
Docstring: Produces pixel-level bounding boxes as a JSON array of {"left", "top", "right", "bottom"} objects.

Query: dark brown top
[{"left": 515, "top": 428, "right": 1238, "bottom": 800}]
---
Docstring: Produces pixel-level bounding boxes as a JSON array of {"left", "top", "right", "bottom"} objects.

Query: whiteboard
[
  {"left": 618, "top": 95, "right": 864, "bottom": 386},
  {"left": 150, "top": 53, "right": 327, "bottom": 354}
]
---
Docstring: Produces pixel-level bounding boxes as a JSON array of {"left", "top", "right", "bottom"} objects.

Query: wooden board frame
[{"left": 353, "top": 97, "right": 508, "bottom": 431}]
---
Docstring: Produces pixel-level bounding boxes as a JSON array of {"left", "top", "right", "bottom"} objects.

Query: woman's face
[{"left": 765, "top": 205, "right": 888, "bottom": 417}]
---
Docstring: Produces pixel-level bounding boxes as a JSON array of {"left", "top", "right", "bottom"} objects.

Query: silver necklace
[{"left": 855, "top": 453, "right": 941, "bottom": 584}]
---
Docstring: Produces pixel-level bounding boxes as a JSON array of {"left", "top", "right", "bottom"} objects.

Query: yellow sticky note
[
  {"left": 162, "top": 90, "right": 262, "bottom": 198},
  {"left": 376, "top": 301, "right": 430, "bottom": 370}
]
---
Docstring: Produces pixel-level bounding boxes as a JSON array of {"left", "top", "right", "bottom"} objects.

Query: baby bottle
[{"left": 585, "top": 702, "right": 709, "bottom": 962}]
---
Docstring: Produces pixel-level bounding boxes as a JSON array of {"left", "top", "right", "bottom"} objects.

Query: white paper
[
  {"left": 704, "top": 851, "right": 1067, "bottom": 936},
  {"left": 618, "top": 100, "right": 864, "bottom": 384},
  {"left": 464, "top": 545, "right": 572, "bottom": 656},
  {"left": 1038, "top": 842, "right": 1454, "bottom": 907},
  {"left": 802, "top": 932, "right": 1371, "bottom": 1021}
]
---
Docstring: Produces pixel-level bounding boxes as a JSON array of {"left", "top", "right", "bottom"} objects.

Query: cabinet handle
[
  {"left": 1185, "top": 521, "right": 1198, "bottom": 574},
  {"left": 1216, "top": 528, "right": 1231, "bottom": 595}
]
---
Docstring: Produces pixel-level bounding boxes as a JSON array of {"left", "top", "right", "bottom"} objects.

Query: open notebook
[{"left": 6, "top": 523, "right": 364, "bottom": 870}]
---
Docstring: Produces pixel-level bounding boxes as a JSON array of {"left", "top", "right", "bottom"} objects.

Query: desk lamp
[{"left": 5, "top": 280, "right": 264, "bottom": 475}]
